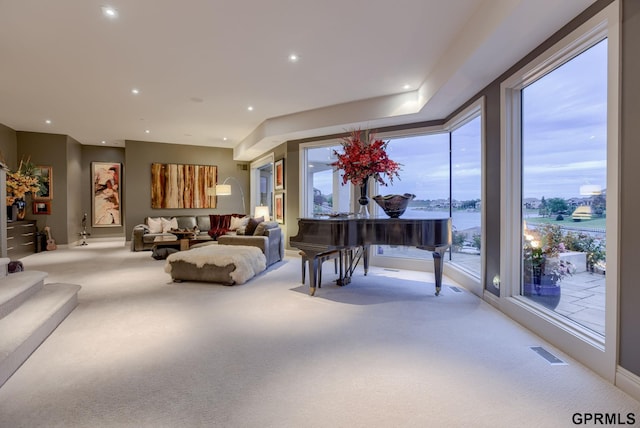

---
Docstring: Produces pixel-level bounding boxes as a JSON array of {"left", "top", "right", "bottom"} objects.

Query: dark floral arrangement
[{"left": 331, "top": 130, "right": 401, "bottom": 186}]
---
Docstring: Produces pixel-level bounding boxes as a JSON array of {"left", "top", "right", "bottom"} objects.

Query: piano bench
[{"left": 300, "top": 250, "right": 341, "bottom": 288}]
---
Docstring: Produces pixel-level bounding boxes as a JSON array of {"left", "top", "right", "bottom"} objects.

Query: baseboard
[
  {"left": 483, "top": 289, "right": 500, "bottom": 307},
  {"left": 616, "top": 366, "right": 640, "bottom": 402},
  {"left": 70, "top": 237, "right": 127, "bottom": 247}
]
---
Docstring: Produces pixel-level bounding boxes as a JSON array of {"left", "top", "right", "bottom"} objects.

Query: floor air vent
[
  {"left": 449, "top": 286, "right": 462, "bottom": 293},
  {"left": 530, "top": 346, "right": 567, "bottom": 365}
]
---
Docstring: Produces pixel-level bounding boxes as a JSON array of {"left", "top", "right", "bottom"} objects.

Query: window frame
[
  {"left": 250, "top": 153, "right": 274, "bottom": 217},
  {"left": 299, "top": 138, "right": 351, "bottom": 218},
  {"left": 499, "top": 2, "right": 619, "bottom": 381}
]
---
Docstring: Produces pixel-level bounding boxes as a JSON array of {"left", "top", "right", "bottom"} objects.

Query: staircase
[{"left": 0, "top": 258, "right": 81, "bottom": 387}]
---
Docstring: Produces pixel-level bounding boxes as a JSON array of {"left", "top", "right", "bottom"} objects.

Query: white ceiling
[{"left": 0, "top": 0, "right": 595, "bottom": 160}]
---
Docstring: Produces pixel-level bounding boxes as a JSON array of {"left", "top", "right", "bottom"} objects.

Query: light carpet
[{"left": 0, "top": 240, "right": 637, "bottom": 428}]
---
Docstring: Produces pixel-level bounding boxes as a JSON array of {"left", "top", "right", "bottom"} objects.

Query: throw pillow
[
  {"left": 245, "top": 216, "right": 264, "bottom": 236},
  {"left": 229, "top": 215, "right": 249, "bottom": 231},
  {"left": 161, "top": 217, "right": 179, "bottom": 233},
  {"left": 253, "top": 220, "right": 279, "bottom": 236},
  {"left": 147, "top": 217, "right": 163, "bottom": 233}
]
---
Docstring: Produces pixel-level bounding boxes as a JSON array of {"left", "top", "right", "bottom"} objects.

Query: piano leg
[
  {"left": 308, "top": 256, "right": 320, "bottom": 296},
  {"left": 363, "top": 245, "right": 370, "bottom": 276},
  {"left": 432, "top": 250, "right": 444, "bottom": 296}
]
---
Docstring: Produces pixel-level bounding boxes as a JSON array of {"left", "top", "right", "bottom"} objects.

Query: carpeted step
[
  {"left": 0, "top": 271, "right": 48, "bottom": 320},
  {"left": 0, "top": 282, "right": 81, "bottom": 388}
]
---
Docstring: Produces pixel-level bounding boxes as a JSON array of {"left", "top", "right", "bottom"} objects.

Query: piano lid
[{"left": 290, "top": 217, "right": 451, "bottom": 250}]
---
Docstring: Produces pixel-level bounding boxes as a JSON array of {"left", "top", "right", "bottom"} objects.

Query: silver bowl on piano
[{"left": 373, "top": 193, "right": 416, "bottom": 218}]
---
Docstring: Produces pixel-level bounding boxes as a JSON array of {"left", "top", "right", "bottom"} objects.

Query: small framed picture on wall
[
  {"left": 33, "top": 201, "right": 51, "bottom": 215},
  {"left": 33, "top": 166, "right": 53, "bottom": 200},
  {"left": 275, "top": 193, "right": 284, "bottom": 224},
  {"left": 275, "top": 159, "right": 284, "bottom": 190}
]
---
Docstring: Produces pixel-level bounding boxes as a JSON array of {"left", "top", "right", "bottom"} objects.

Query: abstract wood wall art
[
  {"left": 151, "top": 163, "right": 217, "bottom": 209},
  {"left": 92, "top": 162, "right": 122, "bottom": 227}
]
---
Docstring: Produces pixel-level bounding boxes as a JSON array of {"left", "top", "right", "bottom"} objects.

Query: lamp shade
[
  {"left": 215, "top": 184, "right": 232, "bottom": 196},
  {"left": 254, "top": 205, "right": 270, "bottom": 221}
]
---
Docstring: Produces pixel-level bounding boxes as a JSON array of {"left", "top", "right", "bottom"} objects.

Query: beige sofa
[
  {"left": 131, "top": 215, "right": 213, "bottom": 251},
  {"left": 217, "top": 220, "right": 284, "bottom": 267}
]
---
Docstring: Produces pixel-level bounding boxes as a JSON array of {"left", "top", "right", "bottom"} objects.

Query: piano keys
[{"left": 290, "top": 217, "right": 452, "bottom": 296}]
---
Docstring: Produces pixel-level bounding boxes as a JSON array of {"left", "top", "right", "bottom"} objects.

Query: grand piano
[{"left": 289, "top": 217, "right": 452, "bottom": 296}]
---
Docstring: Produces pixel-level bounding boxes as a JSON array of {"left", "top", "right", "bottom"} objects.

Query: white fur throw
[{"left": 164, "top": 244, "right": 266, "bottom": 284}]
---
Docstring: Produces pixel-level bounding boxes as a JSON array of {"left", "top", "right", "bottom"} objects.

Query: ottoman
[{"left": 164, "top": 243, "right": 266, "bottom": 285}]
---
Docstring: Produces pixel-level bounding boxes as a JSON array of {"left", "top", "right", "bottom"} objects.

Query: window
[
  {"left": 250, "top": 154, "right": 274, "bottom": 217},
  {"left": 500, "top": 2, "right": 619, "bottom": 380},
  {"left": 370, "top": 105, "right": 483, "bottom": 284},
  {"left": 372, "top": 132, "right": 449, "bottom": 260},
  {"left": 450, "top": 115, "right": 482, "bottom": 278},
  {"left": 301, "top": 143, "right": 351, "bottom": 216},
  {"left": 295, "top": 107, "right": 484, "bottom": 289},
  {"left": 521, "top": 39, "right": 607, "bottom": 335}
]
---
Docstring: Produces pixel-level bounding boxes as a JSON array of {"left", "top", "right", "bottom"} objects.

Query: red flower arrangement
[{"left": 331, "top": 130, "right": 401, "bottom": 186}]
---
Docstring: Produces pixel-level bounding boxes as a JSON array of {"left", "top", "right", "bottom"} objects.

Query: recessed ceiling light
[
  {"left": 247, "top": 106, "right": 254, "bottom": 111},
  {"left": 145, "top": 129, "right": 150, "bottom": 134},
  {"left": 223, "top": 137, "right": 228, "bottom": 141},
  {"left": 101, "top": 6, "right": 118, "bottom": 19},
  {"left": 288, "top": 53, "right": 299, "bottom": 63},
  {"left": 101, "top": 140, "right": 106, "bottom": 144},
  {"left": 45, "top": 119, "right": 52, "bottom": 124},
  {"left": 403, "top": 84, "right": 411, "bottom": 90},
  {"left": 131, "top": 88, "right": 140, "bottom": 95}
]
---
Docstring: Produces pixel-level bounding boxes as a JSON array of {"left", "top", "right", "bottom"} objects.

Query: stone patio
[
  {"left": 554, "top": 270, "right": 606, "bottom": 335},
  {"left": 447, "top": 252, "right": 606, "bottom": 336}
]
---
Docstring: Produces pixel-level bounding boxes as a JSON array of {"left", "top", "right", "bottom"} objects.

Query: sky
[{"left": 313, "top": 38, "right": 607, "bottom": 202}]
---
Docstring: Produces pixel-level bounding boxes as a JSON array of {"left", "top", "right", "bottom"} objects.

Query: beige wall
[
  {"left": 65, "top": 136, "right": 83, "bottom": 244},
  {"left": 0, "top": 123, "right": 17, "bottom": 168},
  {"left": 16, "top": 132, "right": 69, "bottom": 244},
  {"left": 123, "top": 140, "right": 249, "bottom": 241},
  {"left": 619, "top": 0, "right": 640, "bottom": 377}
]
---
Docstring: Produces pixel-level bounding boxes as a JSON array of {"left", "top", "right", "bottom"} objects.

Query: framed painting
[
  {"left": 150, "top": 163, "right": 217, "bottom": 208},
  {"left": 92, "top": 162, "right": 122, "bottom": 227},
  {"left": 33, "top": 166, "right": 53, "bottom": 200},
  {"left": 275, "top": 159, "right": 284, "bottom": 190},
  {"left": 275, "top": 193, "right": 284, "bottom": 224},
  {"left": 32, "top": 200, "right": 51, "bottom": 215}
]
